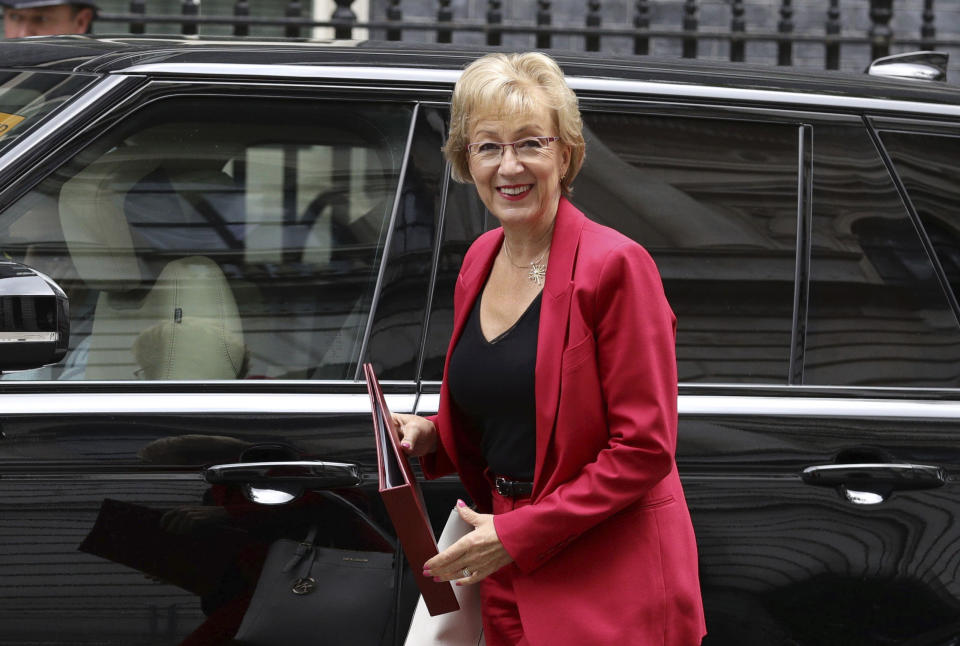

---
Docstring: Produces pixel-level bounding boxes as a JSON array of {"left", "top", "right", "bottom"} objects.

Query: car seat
[{"left": 58, "top": 149, "right": 246, "bottom": 380}]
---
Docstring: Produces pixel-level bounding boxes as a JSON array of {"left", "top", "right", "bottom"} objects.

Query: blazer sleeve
[{"left": 493, "top": 241, "right": 679, "bottom": 574}]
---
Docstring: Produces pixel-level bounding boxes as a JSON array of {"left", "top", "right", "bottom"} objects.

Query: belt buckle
[{"left": 495, "top": 476, "right": 512, "bottom": 497}]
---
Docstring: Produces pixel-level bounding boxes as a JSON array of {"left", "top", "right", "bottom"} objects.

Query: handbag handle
[
  {"left": 315, "top": 490, "right": 397, "bottom": 550},
  {"left": 282, "top": 492, "right": 396, "bottom": 573}
]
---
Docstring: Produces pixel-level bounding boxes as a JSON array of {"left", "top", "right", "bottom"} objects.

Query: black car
[{"left": 1, "top": 37, "right": 959, "bottom": 646}]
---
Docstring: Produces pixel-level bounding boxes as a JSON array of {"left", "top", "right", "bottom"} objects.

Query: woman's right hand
[{"left": 392, "top": 413, "right": 438, "bottom": 457}]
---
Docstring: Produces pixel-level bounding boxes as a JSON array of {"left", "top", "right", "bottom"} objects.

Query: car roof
[{"left": 3, "top": 34, "right": 960, "bottom": 109}]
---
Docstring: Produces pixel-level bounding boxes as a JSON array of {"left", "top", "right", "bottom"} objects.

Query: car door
[
  {"left": 0, "top": 73, "right": 454, "bottom": 645},
  {"left": 420, "top": 91, "right": 960, "bottom": 645}
]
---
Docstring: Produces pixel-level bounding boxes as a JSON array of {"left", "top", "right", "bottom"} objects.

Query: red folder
[{"left": 364, "top": 362, "right": 459, "bottom": 616}]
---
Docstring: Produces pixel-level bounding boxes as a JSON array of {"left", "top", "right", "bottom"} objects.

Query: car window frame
[
  {"left": 0, "top": 75, "right": 451, "bottom": 388},
  {"left": 867, "top": 114, "right": 960, "bottom": 328}
]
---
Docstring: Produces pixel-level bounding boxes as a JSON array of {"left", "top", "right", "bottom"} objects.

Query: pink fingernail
[
  {"left": 457, "top": 499, "right": 466, "bottom": 507},
  {"left": 401, "top": 442, "right": 411, "bottom": 449},
  {"left": 433, "top": 577, "right": 442, "bottom": 583}
]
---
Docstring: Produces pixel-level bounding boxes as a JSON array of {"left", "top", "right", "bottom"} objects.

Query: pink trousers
[{"left": 481, "top": 488, "right": 533, "bottom": 646}]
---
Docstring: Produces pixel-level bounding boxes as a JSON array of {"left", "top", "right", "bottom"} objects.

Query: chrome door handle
[
  {"left": 204, "top": 460, "right": 362, "bottom": 489},
  {"left": 801, "top": 463, "right": 945, "bottom": 491}
]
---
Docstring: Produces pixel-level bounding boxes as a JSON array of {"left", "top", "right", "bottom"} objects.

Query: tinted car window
[
  {"left": 364, "top": 106, "right": 447, "bottom": 380},
  {"left": 804, "top": 123, "right": 960, "bottom": 386},
  {"left": 422, "top": 178, "right": 494, "bottom": 381},
  {"left": 0, "top": 97, "right": 412, "bottom": 380},
  {"left": 879, "top": 130, "right": 960, "bottom": 306},
  {"left": 424, "top": 111, "right": 800, "bottom": 384},
  {"left": 572, "top": 112, "right": 800, "bottom": 383}
]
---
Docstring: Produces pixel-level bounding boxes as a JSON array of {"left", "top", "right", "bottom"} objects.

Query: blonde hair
[{"left": 444, "top": 51, "right": 585, "bottom": 196}]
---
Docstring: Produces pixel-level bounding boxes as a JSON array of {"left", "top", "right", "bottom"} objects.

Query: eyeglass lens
[{"left": 469, "top": 137, "right": 556, "bottom": 164}]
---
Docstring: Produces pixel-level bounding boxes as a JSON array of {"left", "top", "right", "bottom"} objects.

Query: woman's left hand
[{"left": 422, "top": 501, "right": 514, "bottom": 586}]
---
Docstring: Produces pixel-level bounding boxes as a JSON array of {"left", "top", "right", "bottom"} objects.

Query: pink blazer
[{"left": 423, "top": 198, "right": 706, "bottom": 646}]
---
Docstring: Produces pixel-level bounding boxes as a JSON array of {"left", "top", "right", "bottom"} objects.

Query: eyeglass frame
[{"left": 465, "top": 136, "right": 561, "bottom": 164}]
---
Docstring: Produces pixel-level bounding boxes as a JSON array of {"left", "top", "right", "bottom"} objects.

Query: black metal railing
[{"left": 90, "top": 0, "right": 960, "bottom": 73}]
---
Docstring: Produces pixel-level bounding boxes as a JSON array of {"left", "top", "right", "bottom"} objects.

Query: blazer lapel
[
  {"left": 436, "top": 228, "right": 503, "bottom": 492},
  {"left": 450, "top": 229, "right": 503, "bottom": 350},
  {"left": 533, "top": 198, "right": 584, "bottom": 494}
]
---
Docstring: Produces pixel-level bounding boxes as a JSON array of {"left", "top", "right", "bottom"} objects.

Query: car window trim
[
  {"left": 413, "top": 108, "right": 453, "bottom": 392},
  {"left": 415, "top": 391, "right": 960, "bottom": 418},
  {"left": 0, "top": 75, "right": 136, "bottom": 195},
  {"left": 789, "top": 124, "right": 814, "bottom": 385},
  {"left": 118, "top": 64, "right": 960, "bottom": 120},
  {"left": 0, "top": 390, "right": 417, "bottom": 413},
  {"left": 864, "top": 117, "right": 960, "bottom": 329},
  {"left": 352, "top": 102, "right": 420, "bottom": 381}
]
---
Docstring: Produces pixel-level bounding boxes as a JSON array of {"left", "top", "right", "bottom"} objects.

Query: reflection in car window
[
  {"left": 425, "top": 111, "right": 800, "bottom": 384},
  {"left": 805, "top": 124, "right": 960, "bottom": 387},
  {"left": 0, "top": 71, "right": 94, "bottom": 156},
  {"left": 880, "top": 131, "right": 960, "bottom": 306},
  {"left": 0, "top": 98, "right": 412, "bottom": 380},
  {"left": 363, "top": 106, "right": 446, "bottom": 381},
  {"left": 572, "top": 112, "right": 799, "bottom": 383}
]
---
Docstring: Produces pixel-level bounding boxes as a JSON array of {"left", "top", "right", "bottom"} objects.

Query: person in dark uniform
[{"left": 2, "top": 0, "right": 94, "bottom": 37}]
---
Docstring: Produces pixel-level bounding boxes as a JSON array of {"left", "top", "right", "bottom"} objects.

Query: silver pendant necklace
[{"left": 503, "top": 240, "right": 549, "bottom": 287}]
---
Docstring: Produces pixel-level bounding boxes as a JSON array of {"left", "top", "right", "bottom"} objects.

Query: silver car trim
[
  {"left": 0, "top": 75, "right": 129, "bottom": 172},
  {"left": 416, "top": 393, "right": 960, "bottom": 419},
  {"left": 0, "top": 392, "right": 416, "bottom": 414},
  {"left": 0, "top": 331, "right": 58, "bottom": 342},
  {"left": 116, "top": 64, "right": 960, "bottom": 118},
  {"left": 1, "top": 390, "right": 958, "bottom": 419},
  {"left": 1, "top": 473, "right": 205, "bottom": 481}
]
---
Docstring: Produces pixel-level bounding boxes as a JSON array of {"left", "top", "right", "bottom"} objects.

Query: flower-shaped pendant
[{"left": 529, "top": 261, "right": 547, "bottom": 287}]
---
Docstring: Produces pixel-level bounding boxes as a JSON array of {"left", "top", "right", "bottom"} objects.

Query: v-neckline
[{"left": 477, "top": 290, "right": 543, "bottom": 345}]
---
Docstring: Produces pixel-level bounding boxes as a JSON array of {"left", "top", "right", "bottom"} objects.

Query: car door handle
[
  {"left": 204, "top": 460, "right": 362, "bottom": 489},
  {"left": 801, "top": 463, "right": 946, "bottom": 491}
]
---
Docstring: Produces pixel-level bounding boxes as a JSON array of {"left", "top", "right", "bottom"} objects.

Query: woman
[{"left": 395, "top": 51, "right": 705, "bottom": 646}]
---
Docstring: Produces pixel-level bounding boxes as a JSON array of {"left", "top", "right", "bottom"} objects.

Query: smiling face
[{"left": 467, "top": 99, "right": 571, "bottom": 232}]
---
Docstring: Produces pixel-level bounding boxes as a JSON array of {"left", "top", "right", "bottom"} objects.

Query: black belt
[{"left": 494, "top": 476, "right": 533, "bottom": 498}]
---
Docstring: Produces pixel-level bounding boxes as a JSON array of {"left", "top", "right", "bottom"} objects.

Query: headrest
[
  {"left": 59, "top": 151, "right": 158, "bottom": 291},
  {"left": 59, "top": 146, "right": 236, "bottom": 292}
]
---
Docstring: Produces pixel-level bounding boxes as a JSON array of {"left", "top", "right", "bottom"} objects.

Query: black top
[{"left": 447, "top": 290, "right": 541, "bottom": 481}]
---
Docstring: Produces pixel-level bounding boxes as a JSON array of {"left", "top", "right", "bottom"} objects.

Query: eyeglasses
[{"left": 466, "top": 136, "right": 560, "bottom": 165}]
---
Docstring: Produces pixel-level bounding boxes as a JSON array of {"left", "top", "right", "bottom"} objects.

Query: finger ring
[{"left": 461, "top": 568, "right": 472, "bottom": 578}]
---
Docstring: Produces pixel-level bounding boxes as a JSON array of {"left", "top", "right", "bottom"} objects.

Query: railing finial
[
  {"left": 730, "top": 0, "right": 745, "bottom": 62},
  {"left": 778, "top": 0, "right": 794, "bottom": 66},
  {"left": 537, "top": 1, "right": 552, "bottom": 50},
  {"left": 869, "top": 0, "right": 894, "bottom": 61},
  {"left": 585, "top": 1, "right": 602, "bottom": 52},
  {"left": 487, "top": 0, "right": 503, "bottom": 47},
  {"left": 181, "top": 0, "right": 198, "bottom": 36},
  {"left": 682, "top": 0, "right": 698, "bottom": 59},
  {"left": 921, "top": 0, "right": 936, "bottom": 50},
  {"left": 825, "top": 0, "right": 841, "bottom": 70},
  {"left": 233, "top": 0, "right": 249, "bottom": 37},
  {"left": 386, "top": 0, "right": 402, "bottom": 41},
  {"left": 634, "top": 0, "right": 650, "bottom": 56},
  {"left": 437, "top": 0, "right": 453, "bottom": 44},
  {"left": 331, "top": 0, "right": 356, "bottom": 40}
]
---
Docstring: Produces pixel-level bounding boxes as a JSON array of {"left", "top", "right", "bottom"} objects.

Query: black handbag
[{"left": 234, "top": 495, "right": 397, "bottom": 646}]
